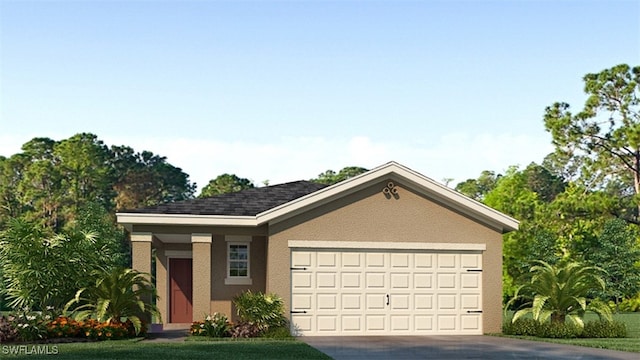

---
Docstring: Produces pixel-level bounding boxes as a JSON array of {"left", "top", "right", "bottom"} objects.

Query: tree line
[{"left": 1, "top": 63, "right": 638, "bottom": 312}]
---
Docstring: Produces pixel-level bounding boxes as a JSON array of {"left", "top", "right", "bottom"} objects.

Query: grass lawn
[
  {"left": 0, "top": 339, "right": 332, "bottom": 360},
  {"left": 498, "top": 312, "right": 640, "bottom": 353}
]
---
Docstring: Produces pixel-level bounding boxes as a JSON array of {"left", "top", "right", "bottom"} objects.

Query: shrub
[
  {"left": 537, "top": 322, "right": 581, "bottom": 338},
  {"left": 503, "top": 318, "right": 539, "bottom": 336},
  {"left": 0, "top": 316, "right": 18, "bottom": 342},
  {"left": 619, "top": 294, "right": 640, "bottom": 312},
  {"left": 582, "top": 320, "right": 627, "bottom": 338},
  {"left": 233, "top": 291, "right": 286, "bottom": 332},
  {"left": 65, "top": 267, "right": 160, "bottom": 335},
  {"left": 260, "top": 324, "right": 293, "bottom": 339},
  {"left": 46, "top": 316, "right": 82, "bottom": 338},
  {"left": 10, "top": 312, "right": 50, "bottom": 342},
  {"left": 190, "top": 313, "right": 231, "bottom": 337},
  {"left": 230, "top": 322, "right": 261, "bottom": 338}
]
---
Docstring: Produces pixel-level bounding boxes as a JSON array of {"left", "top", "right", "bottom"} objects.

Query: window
[{"left": 225, "top": 236, "right": 252, "bottom": 285}]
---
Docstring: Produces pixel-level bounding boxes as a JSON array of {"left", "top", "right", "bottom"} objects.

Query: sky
[{"left": 1, "top": 0, "right": 639, "bottom": 192}]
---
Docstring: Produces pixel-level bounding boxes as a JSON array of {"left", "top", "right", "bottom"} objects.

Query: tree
[
  {"left": 544, "top": 64, "right": 640, "bottom": 217},
  {"left": 509, "top": 261, "right": 612, "bottom": 327},
  {"left": 199, "top": 174, "right": 254, "bottom": 197},
  {"left": 312, "top": 166, "right": 368, "bottom": 185},
  {"left": 111, "top": 146, "right": 196, "bottom": 210},
  {"left": 455, "top": 170, "right": 501, "bottom": 201},
  {"left": 573, "top": 218, "right": 640, "bottom": 308}
]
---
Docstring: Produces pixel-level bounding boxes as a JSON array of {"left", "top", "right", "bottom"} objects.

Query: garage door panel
[
  {"left": 461, "top": 273, "right": 480, "bottom": 288},
  {"left": 390, "top": 294, "right": 410, "bottom": 310},
  {"left": 390, "top": 315, "right": 410, "bottom": 331},
  {"left": 414, "top": 273, "right": 433, "bottom": 288},
  {"left": 342, "top": 315, "right": 362, "bottom": 331},
  {"left": 317, "top": 316, "right": 338, "bottom": 332},
  {"left": 366, "top": 293, "right": 386, "bottom": 310},
  {"left": 366, "top": 272, "right": 386, "bottom": 288},
  {"left": 292, "top": 252, "right": 312, "bottom": 267},
  {"left": 291, "top": 249, "right": 483, "bottom": 336},
  {"left": 317, "top": 252, "right": 337, "bottom": 267},
  {"left": 342, "top": 252, "right": 362, "bottom": 267},
  {"left": 414, "top": 294, "right": 434, "bottom": 310},
  {"left": 437, "top": 315, "right": 457, "bottom": 331},
  {"left": 366, "top": 253, "right": 385, "bottom": 267},
  {"left": 342, "top": 293, "right": 362, "bottom": 310},
  {"left": 438, "top": 254, "right": 457, "bottom": 268},
  {"left": 317, "top": 294, "right": 337, "bottom": 310},
  {"left": 390, "top": 273, "right": 410, "bottom": 288},
  {"left": 366, "top": 315, "right": 386, "bottom": 331},
  {"left": 391, "top": 253, "right": 409, "bottom": 268},
  {"left": 415, "top": 253, "right": 434, "bottom": 268},
  {"left": 437, "top": 273, "right": 456, "bottom": 289},
  {"left": 316, "top": 272, "right": 336, "bottom": 288},
  {"left": 341, "top": 272, "right": 361, "bottom": 288},
  {"left": 292, "top": 294, "right": 312, "bottom": 310},
  {"left": 292, "top": 273, "right": 312, "bottom": 288},
  {"left": 461, "top": 314, "right": 481, "bottom": 331},
  {"left": 437, "top": 294, "right": 457, "bottom": 310}
]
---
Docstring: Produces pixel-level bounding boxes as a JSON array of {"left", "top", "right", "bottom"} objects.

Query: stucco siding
[{"left": 267, "top": 179, "right": 504, "bottom": 333}]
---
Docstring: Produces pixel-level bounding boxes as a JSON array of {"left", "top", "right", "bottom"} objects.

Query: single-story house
[{"left": 116, "top": 161, "right": 518, "bottom": 335}]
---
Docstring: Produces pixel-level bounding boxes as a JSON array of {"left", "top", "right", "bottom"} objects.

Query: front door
[{"left": 169, "top": 258, "right": 193, "bottom": 323}]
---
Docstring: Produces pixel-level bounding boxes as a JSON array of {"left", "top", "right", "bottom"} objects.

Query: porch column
[
  {"left": 192, "top": 233, "right": 212, "bottom": 322},
  {"left": 131, "top": 232, "right": 153, "bottom": 323},
  {"left": 131, "top": 232, "right": 153, "bottom": 275}
]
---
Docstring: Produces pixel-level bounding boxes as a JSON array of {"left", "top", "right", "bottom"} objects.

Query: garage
[{"left": 290, "top": 242, "right": 485, "bottom": 336}]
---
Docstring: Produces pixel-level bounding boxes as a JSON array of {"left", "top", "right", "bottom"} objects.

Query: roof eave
[{"left": 116, "top": 212, "right": 258, "bottom": 227}]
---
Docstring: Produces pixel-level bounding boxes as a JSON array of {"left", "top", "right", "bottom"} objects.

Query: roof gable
[{"left": 117, "top": 161, "right": 518, "bottom": 233}]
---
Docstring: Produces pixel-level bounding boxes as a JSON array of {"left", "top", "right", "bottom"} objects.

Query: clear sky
[{"left": 1, "top": 0, "right": 638, "bottom": 191}]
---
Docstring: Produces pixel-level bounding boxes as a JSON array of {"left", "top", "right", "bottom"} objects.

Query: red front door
[{"left": 169, "top": 258, "right": 193, "bottom": 323}]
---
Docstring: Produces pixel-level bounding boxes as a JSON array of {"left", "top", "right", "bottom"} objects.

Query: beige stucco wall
[{"left": 267, "top": 179, "right": 505, "bottom": 334}]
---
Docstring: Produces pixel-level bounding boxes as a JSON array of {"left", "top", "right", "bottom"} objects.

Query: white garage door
[{"left": 290, "top": 249, "right": 483, "bottom": 335}]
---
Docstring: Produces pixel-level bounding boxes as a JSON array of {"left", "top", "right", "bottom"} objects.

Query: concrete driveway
[{"left": 300, "top": 335, "right": 638, "bottom": 360}]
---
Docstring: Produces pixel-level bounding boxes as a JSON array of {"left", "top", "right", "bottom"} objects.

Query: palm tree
[
  {"left": 507, "top": 261, "right": 612, "bottom": 328},
  {"left": 64, "top": 268, "right": 161, "bottom": 334}
]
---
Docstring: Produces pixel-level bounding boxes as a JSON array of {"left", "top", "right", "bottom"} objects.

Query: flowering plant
[{"left": 190, "top": 313, "right": 231, "bottom": 337}]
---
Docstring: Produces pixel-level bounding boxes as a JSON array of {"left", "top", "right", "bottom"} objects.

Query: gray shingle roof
[{"left": 127, "top": 180, "right": 328, "bottom": 216}]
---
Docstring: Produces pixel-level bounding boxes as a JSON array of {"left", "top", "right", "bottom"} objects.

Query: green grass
[
  {"left": 498, "top": 312, "right": 640, "bottom": 353},
  {"left": 0, "top": 339, "right": 332, "bottom": 359}
]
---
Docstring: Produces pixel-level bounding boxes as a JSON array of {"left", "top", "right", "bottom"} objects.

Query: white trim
[
  {"left": 191, "top": 233, "right": 212, "bottom": 243},
  {"left": 164, "top": 250, "right": 193, "bottom": 258},
  {"left": 117, "top": 213, "right": 256, "bottom": 226},
  {"left": 131, "top": 232, "right": 153, "bottom": 242},
  {"left": 287, "top": 240, "right": 486, "bottom": 251},
  {"left": 224, "top": 277, "right": 253, "bottom": 285}
]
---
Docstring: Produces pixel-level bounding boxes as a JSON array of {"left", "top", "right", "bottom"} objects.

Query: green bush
[
  {"left": 582, "top": 320, "right": 627, "bottom": 338},
  {"left": 503, "top": 318, "right": 539, "bottom": 336},
  {"left": 260, "top": 324, "right": 293, "bottom": 339},
  {"left": 619, "top": 294, "right": 640, "bottom": 312},
  {"left": 233, "top": 291, "right": 286, "bottom": 332},
  {"left": 190, "top": 313, "right": 231, "bottom": 338},
  {"left": 537, "top": 322, "right": 581, "bottom": 338}
]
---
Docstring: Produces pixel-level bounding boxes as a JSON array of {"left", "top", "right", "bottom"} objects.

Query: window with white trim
[{"left": 225, "top": 236, "right": 252, "bottom": 285}]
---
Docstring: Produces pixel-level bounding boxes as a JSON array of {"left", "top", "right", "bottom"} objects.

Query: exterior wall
[
  {"left": 267, "top": 179, "right": 504, "bottom": 334},
  {"left": 210, "top": 235, "right": 267, "bottom": 321}
]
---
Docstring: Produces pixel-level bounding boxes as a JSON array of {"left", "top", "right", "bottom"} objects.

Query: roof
[
  {"left": 117, "top": 161, "right": 519, "bottom": 233},
  {"left": 125, "top": 180, "right": 328, "bottom": 216}
]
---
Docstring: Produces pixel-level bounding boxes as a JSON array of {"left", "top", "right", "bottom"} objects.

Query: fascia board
[{"left": 116, "top": 213, "right": 257, "bottom": 227}]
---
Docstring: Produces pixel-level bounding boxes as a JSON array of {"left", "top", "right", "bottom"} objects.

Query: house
[{"left": 116, "top": 161, "right": 518, "bottom": 335}]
